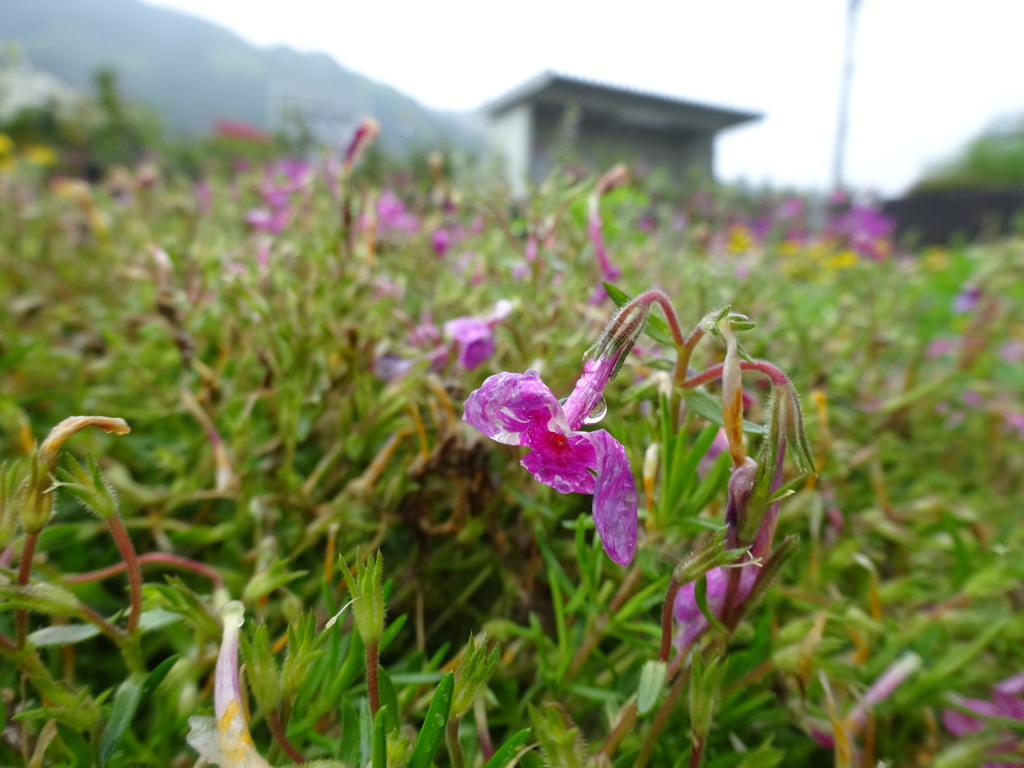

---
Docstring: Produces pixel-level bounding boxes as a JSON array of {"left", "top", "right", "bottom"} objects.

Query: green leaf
[
  {"left": 406, "top": 672, "right": 454, "bottom": 768},
  {"left": 377, "top": 667, "right": 401, "bottom": 734},
  {"left": 682, "top": 388, "right": 767, "bottom": 435},
  {"left": 141, "top": 654, "right": 179, "bottom": 701},
  {"left": 28, "top": 623, "right": 101, "bottom": 647},
  {"left": 372, "top": 705, "right": 388, "bottom": 768},
  {"left": 482, "top": 727, "right": 532, "bottom": 768},
  {"left": 694, "top": 575, "right": 727, "bottom": 636},
  {"left": 99, "top": 674, "right": 144, "bottom": 764},
  {"left": 136, "top": 608, "right": 183, "bottom": 632},
  {"left": 637, "top": 660, "right": 668, "bottom": 716},
  {"left": 681, "top": 451, "right": 730, "bottom": 519},
  {"left": 337, "top": 699, "right": 361, "bottom": 765}
]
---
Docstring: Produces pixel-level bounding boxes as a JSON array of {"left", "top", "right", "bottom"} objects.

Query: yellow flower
[
  {"left": 25, "top": 144, "right": 57, "bottom": 166},
  {"left": 824, "top": 249, "right": 859, "bottom": 271},
  {"left": 778, "top": 239, "right": 802, "bottom": 257},
  {"left": 923, "top": 247, "right": 949, "bottom": 272},
  {"left": 0, "top": 134, "right": 14, "bottom": 172},
  {"left": 727, "top": 224, "right": 753, "bottom": 254}
]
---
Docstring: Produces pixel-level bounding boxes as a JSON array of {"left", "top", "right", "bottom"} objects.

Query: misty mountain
[{"left": 2, "top": 0, "right": 482, "bottom": 152}]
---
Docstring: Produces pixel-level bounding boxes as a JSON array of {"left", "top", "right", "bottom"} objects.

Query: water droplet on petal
[
  {"left": 583, "top": 396, "right": 607, "bottom": 425},
  {"left": 525, "top": 368, "right": 540, "bottom": 378}
]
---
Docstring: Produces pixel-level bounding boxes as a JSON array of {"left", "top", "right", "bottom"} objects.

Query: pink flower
[
  {"left": 444, "top": 318, "right": 494, "bottom": 370},
  {"left": 463, "top": 357, "right": 637, "bottom": 565},
  {"left": 444, "top": 300, "right": 511, "bottom": 371},
  {"left": 376, "top": 190, "right": 420, "bottom": 236},
  {"left": 943, "top": 671, "right": 1024, "bottom": 767},
  {"left": 245, "top": 207, "right": 288, "bottom": 234},
  {"left": 673, "top": 565, "right": 757, "bottom": 648},
  {"left": 431, "top": 228, "right": 452, "bottom": 256},
  {"left": 998, "top": 340, "right": 1024, "bottom": 364},
  {"left": 953, "top": 283, "right": 982, "bottom": 314}
]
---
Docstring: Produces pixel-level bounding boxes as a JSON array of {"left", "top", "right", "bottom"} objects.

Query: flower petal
[
  {"left": 520, "top": 432, "right": 597, "bottom": 495},
  {"left": 463, "top": 371, "right": 568, "bottom": 445},
  {"left": 444, "top": 318, "right": 494, "bottom": 370},
  {"left": 588, "top": 430, "right": 637, "bottom": 565}
]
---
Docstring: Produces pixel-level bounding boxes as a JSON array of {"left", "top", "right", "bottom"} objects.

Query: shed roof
[{"left": 485, "top": 71, "right": 761, "bottom": 133}]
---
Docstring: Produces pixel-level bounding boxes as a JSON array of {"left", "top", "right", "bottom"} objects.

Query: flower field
[{"left": 0, "top": 133, "right": 1022, "bottom": 767}]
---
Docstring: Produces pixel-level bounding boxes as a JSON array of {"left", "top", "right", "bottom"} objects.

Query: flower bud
[
  {"left": 0, "top": 461, "right": 26, "bottom": 549},
  {"left": 340, "top": 550, "right": 386, "bottom": 647},
  {"left": 54, "top": 454, "right": 120, "bottom": 520},
  {"left": 343, "top": 118, "right": 380, "bottom": 173},
  {"left": 672, "top": 527, "right": 746, "bottom": 586},
  {"left": 240, "top": 622, "right": 282, "bottom": 714},
  {"left": 689, "top": 653, "right": 730, "bottom": 745},
  {"left": 717, "top": 319, "right": 746, "bottom": 467},
  {"left": 528, "top": 703, "right": 586, "bottom": 768},
  {"left": 451, "top": 633, "right": 500, "bottom": 719}
]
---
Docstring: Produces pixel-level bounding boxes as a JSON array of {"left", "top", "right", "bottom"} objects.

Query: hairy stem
[
  {"left": 687, "top": 735, "right": 706, "bottom": 768},
  {"left": 267, "top": 709, "right": 305, "bottom": 763},
  {"left": 106, "top": 515, "right": 142, "bottom": 634},
  {"left": 65, "top": 551, "right": 225, "bottom": 590},
  {"left": 366, "top": 641, "right": 380, "bottom": 716},
  {"left": 15, "top": 530, "right": 39, "bottom": 648},
  {"left": 682, "top": 359, "right": 792, "bottom": 390}
]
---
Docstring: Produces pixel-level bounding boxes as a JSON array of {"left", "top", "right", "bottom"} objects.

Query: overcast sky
[{"left": 144, "top": 0, "right": 1023, "bottom": 195}]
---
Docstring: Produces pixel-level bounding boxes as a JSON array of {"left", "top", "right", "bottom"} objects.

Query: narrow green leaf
[
  {"left": 693, "top": 575, "right": 727, "bottom": 636},
  {"left": 482, "top": 727, "right": 532, "bottom": 768},
  {"left": 681, "top": 451, "right": 730, "bottom": 518},
  {"left": 378, "top": 667, "right": 401, "bottom": 734},
  {"left": 141, "top": 654, "right": 180, "bottom": 701},
  {"left": 99, "top": 674, "right": 144, "bottom": 764},
  {"left": 406, "top": 672, "right": 455, "bottom": 768},
  {"left": 682, "top": 389, "right": 768, "bottom": 435},
  {"left": 337, "top": 699, "right": 361, "bottom": 765},
  {"left": 28, "top": 624, "right": 101, "bottom": 647}
]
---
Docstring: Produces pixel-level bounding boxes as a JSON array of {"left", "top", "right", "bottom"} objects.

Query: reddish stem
[
  {"left": 0, "top": 632, "right": 16, "bottom": 653},
  {"left": 106, "top": 516, "right": 142, "bottom": 634},
  {"left": 631, "top": 289, "right": 686, "bottom": 347},
  {"left": 16, "top": 530, "right": 39, "bottom": 648},
  {"left": 267, "top": 709, "right": 305, "bottom": 763},
  {"left": 681, "top": 359, "right": 792, "bottom": 390},
  {"left": 65, "top": 552, "right": 224, "bottom": 590}
]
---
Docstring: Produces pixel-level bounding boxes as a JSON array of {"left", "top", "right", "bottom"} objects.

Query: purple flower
[
  {"left": 943, "top": 672, "right": 1024, "bottom": 767},
  {"left": 444, "top": 318, "right": 494, "bottom": 370},
  {"left": 777, "top": 196, "right": 804, "bottom": 220},
  {"left": 673, "top": 564, "right": 757, "bottom": 648},
  {"left": 998, "top": 340, "right": 1024, "bottom": 364},
  {"left": 953, "top": 283, "right": 982, "bottom": 314},
  {"left": 431, "top": 227, "right": 452, "bottom": 256},
  {"left": 444, "top": 300, "right": 511, "bottom": 371},
  {"left": 463, "top": 359, "right": 637, "bottom": 565},
  {"left": 376, "top": 190, "right": 420, "bottom": 236},
  {"left": 245, "top": 207, "right": 288, "bottom": 234}
]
